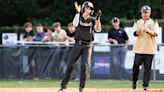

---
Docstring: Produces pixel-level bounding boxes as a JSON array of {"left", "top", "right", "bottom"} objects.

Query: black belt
[{"left": 76, "top": 40, "right": 91, "bottom": 45}]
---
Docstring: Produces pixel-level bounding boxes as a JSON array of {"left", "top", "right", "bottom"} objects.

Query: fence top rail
[{"left": 0, "top": 41, "right": 164, "bottom": 47}]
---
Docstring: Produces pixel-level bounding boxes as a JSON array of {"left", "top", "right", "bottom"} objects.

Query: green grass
[{"left": 0, "top": 79, "right": 164, "bottom": 88}]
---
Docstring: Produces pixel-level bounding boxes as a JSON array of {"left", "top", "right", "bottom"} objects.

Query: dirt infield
[{"left": 0, "top": 88, "right": 164, "bottom": 92}]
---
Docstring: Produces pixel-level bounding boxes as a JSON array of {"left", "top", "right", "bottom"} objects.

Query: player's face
[
  {"left": 36, "top": 26, "right": 43, "bottom": 33},
  {"left": 84, "top": 7, "right": 92, "bottom": 15},
  {"left": 141, "top": 12, "right": 151, "bottom": 20},
  {"left": 54, "top": 26, "right": 61, "bottom": 32},
  {"left": 112, "top": 22, "right": 120, "bottom": 29},
  {"left": 25, "top": 26, "right": 32, "bottom": 32},
  {"left": 68, "top": 26, "right": 75, "bottom": 33},
  {"left": 46, "top": 29, "right": 53, "bottom": 34}
]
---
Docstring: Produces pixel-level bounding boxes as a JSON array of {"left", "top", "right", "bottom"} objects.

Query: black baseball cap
[{"left": 111, "top": 17, "right": 119, "bottom": 23}]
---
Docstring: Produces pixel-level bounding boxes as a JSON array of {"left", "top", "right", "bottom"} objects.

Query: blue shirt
[{"left": 33, "top": 32, "right": 45, "bottom": 41}]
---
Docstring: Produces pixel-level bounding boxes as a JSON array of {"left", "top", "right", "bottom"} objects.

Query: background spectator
[
  {"left": 107, "top": 17, "right": 130, "bottom": 80},
  {"left": 22, "top": 22, "right": 35, "bottom": 41},
  {"left": 33, "top": 23, "right": 46, "bottom": 41}
]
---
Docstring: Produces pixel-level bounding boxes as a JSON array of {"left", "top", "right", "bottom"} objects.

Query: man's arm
[
  {"left": 133, "top": 23, "right": 144, "bottom": 36},
  {"left": 94, "top": 10, "right": 102, "bottom": 32},
  {"left": 63, "top": 32, "right": 74, "bottom": 41},
  {"left": 145, "top": 28, "right": 157, "bottom": 36},
  {"left": 108, "top": 38, "right": 118, "bottom": 45},
  {"left": 125, "top": 40, "right": 129, "bottom": 48},
  {"left": 73, "top": 2, "right": 81, "bottom": 27},
  {"left": 95, "top": 20, "right": 101, "bottom": 32},
  {"left": 145, "top": 21, "right": 159, "bottom": 37},
  {"left": 49, "top": 33, "right": 62, "bottom": 42},
  {"left": 73, "top": 13, "right": 80, "bottom": 27}
]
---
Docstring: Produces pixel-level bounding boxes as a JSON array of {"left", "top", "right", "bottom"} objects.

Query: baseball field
[{"left": 0, "top": 79, "right": 164, "bottom": 92}]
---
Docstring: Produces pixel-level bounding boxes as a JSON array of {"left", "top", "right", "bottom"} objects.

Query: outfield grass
[{"left": 0, "top": 79, "right": 164, "bottom": 88}]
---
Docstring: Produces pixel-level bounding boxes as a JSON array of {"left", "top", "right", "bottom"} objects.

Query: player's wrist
[
  {"left": 95, "top": 15, "right": 100, "bottom": 20},
  {"left": 95, "top": 10, "right": 102, "bottom": 20},
  {"left": 112, "top": 39, "right": 115, "bottom": 43},
  {"left": 76, "top": 12, "right": 80, "bottom": 14}
]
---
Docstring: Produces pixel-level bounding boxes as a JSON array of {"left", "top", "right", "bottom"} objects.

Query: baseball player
[
  {"left": 132, "top": 5, "right": 159, "bottom": 90},
  {"left": 58, "top": 1, "right": 102, "bottom": 92}
]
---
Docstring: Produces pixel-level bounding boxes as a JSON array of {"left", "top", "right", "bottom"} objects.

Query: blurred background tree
[{"left": 0, "top": 0, "right": 163, "bottom": 27}]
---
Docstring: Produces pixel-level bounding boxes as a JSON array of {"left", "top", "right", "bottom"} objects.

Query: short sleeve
[
  {"left": 107, "top": 29, "right": 112, "bottom": 39},
  {"left": 154, "top": 21, "right": 159, "bottom": 36},
  {"left": 132, "top": 22, "right": 138, "bottom": 36},
  {"left": 123, "top": 30, "right": 129, "bottom": 40}
]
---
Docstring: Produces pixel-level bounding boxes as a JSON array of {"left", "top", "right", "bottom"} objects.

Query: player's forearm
[
  {"left": 125, "top": 40, "right": 129, "bottom": 48},
  {"left": 55, "top": 37, "right": 63, "bottom": 41},
  {"left": 66, "top": 36, "right": 73, "bottom": 41},
  {"left": 134, "top": 30, "right": 141, "bottom": 36},
  {"left": 146, "top": 29, "right": 157, "bottom": 37},
  {"left": 49, "top": 34, "right": 55, "bottom": 41},
  {"left": 95, "top": 20, "right": 101, "bottom": 32},
  {"left": 50, "top": 35, "right": 59, "bottom": 41},
  {"left": 73, "top": 13, "right": 80, "bottom": 27},
  {"left": 108, "top": 38, "right": 115, "bottom": 43},
  {"left": 42, "top": 37, "right": 48, "bottom": 42}
]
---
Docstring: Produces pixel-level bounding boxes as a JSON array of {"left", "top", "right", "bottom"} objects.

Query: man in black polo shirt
[
  {"left": 107, "top": 17, "right": 130, "bottom": 80},
  {"left": 58, "top": 1, "right": 101, "bottom": 92}
]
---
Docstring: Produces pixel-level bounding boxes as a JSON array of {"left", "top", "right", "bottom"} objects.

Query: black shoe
[
  {"left": 143, "top": 86, "right": 148, "bottom": 90},
  {"left": 132, "top": 83, "right": 137, "bottom": 89}
]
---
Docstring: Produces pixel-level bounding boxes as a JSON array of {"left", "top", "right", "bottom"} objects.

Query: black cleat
[
  {"left": 132, "top": 83, "right": 137, "bottom": 89},
  {"left": 143, "top": 86, "right": 148, "bottom": 90}
]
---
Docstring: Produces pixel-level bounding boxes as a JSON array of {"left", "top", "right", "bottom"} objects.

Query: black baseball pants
[
  {"left": 132, "top": 53, "right": 154, "bottom": 87},
  {"left": 60, "top": 42, "right": 92, "bottom": 89}
]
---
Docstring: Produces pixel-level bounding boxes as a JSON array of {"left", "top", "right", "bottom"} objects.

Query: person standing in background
[
  {"left": 22, "top": 22, "right": 35, "bottom": 41},
  {"left": 107, "top": 17, "right": 130, "bottom": 80},
  {"left": 33, "top": 23, "right": 46, "bottom": 41}
]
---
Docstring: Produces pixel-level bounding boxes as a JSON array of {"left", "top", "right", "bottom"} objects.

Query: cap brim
[{"left": 141, "top": 10, "right": 150, "bottom": 13}]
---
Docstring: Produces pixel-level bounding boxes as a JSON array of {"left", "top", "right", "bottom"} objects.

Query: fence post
[{"left": 152, "top": 56, "right": 156, "bottom": 80}]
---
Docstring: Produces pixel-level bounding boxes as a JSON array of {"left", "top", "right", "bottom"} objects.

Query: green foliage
[
  {"left": 0, "top": 0, "right": 163, "bottom": 27},
  {"left": 27, "top": 18, "right": 53, "bottom": 27},
  {"left": 157, "top": 19, "right": 164, "bottom": 26}
]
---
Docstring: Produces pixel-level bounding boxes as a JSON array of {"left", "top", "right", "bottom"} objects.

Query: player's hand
[
  {"left": 95, "top": 10, "right": 102, "bottom": 20},
  {"left": 69, "top": 38, "right": 75, "bottom": 42},
  {"left": 74, "top": 1, "right": 81, "bottom": 13},
  {"left": 143, "top": 26, "right": 150, "bottom": 33},
  {"left": 46, "top": 30, "right": 52, "bottom": 36},
  {"left": 112, "top": 39, "right": 118, "bottom": 45},
  {"left": 139, "top": 24, "right": 145, "bottom": 33},
  {"left": 124, "top": 45, "right": 128, "bottom": 48}
]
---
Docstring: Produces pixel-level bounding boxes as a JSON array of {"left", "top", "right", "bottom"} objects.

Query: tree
[{"left": 0, "top": 0, "right": 162, "bottom": 27}]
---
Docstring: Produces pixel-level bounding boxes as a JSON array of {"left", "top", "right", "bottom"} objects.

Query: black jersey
[
  {"left": 23, "top": 30, "right": 35, "bottom": 38},
  {"left": 108, "top": 28, "right": 129, "bottom": 44},
  {"left": 74, "top": 15, "right": 95, "bottom": 42},
  {"left": 66, "top": 30, "right": 75, "bottom": 37}
]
